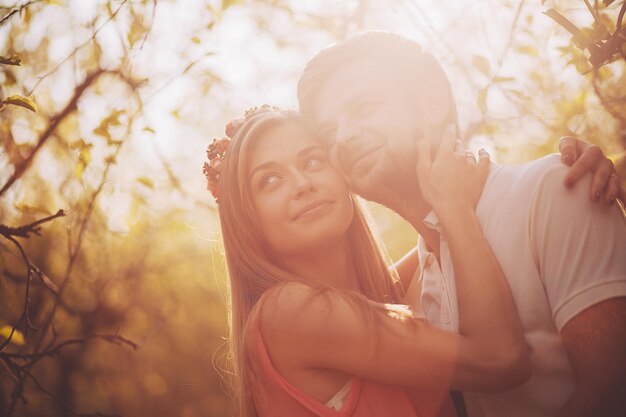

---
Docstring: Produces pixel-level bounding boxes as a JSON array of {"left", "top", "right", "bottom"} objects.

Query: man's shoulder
[
  {"left": 477, "top": 154, "right": 596, "bottom": 233},
  {"left": 489, "top": 153, "right": 565, "bottom": 185},
  {"left": 479, "top": 154, "right": 564, "bottom": 209},
  {"left": 486, "top": 154, "right": 584, "bottom": 201}
]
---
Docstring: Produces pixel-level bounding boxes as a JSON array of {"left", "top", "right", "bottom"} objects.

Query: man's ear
[{"left": 416, "top": 79, "right": 452, "bottom": 127}]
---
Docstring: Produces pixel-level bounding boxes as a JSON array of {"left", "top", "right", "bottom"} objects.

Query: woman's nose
[{"left": 291, "top": 170, "right": 316, "bottom": 198}]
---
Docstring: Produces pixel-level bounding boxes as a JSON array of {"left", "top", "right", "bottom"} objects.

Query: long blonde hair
[{"left": 216, "top": 108, "right": 403, "bottom": 417}]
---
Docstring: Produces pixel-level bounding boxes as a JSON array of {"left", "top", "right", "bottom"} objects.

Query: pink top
[{"left": 247, "top": 312, "right": 420, "bottom": 417}]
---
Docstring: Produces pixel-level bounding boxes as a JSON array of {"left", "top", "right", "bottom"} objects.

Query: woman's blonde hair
[{"left": 215, "top": 107, "right": 403, "bottom": 417}]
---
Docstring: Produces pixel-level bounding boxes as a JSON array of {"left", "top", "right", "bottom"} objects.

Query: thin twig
[
  {"left": 0, "top": 70, "right": 105, "bottom": 196},
  {"left": 27, "top": 0, "right": 129, "bottom": 95},
  {"left": 0, "top": 0, "right": 43, "bottom": 28}
]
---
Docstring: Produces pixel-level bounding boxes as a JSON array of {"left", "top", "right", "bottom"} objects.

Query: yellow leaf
[
  {"left": 0, "top": 325, "right": 25, "bottom": 346},
  {"left": 21, "top": 5, "right": 31, "bottom": 23},
  {"left": 75, "top": 147, "right": 92, "bottom": 179},
  {"left": 137, "top": 177, "right": 154, "bottom": 189},
  {"left": 191, "top": 36, "right": 201, "bottom": 44},
  {"left": 93, "top": 124, "right": 112, "bottom": 142},
  {"left": 3, "top": 95, "right": 38, "bottom": 113},
  {"left": 472, "top": 55, "right": 491, "bottom": 77},
  {"left": 128, "top": 10, "right": 145, "bottom": 48},
  {"left": 39, "top": 272, "right": 59, "bottom": 293},
  {"left": 75, "top": 162, "right": 85, "bottom": 179},
  {"left": 222, "top": 0, "right": 242, "bottom": 11},
  {"left": 477, "top": 88, "right": 488, "bottom": 113},
  {"left": 516, "top": 45, "right": 539, "bottom": 57},
  {"left": 13, "top": 203, "right": 51, "bottom": 215},
  {"left": 143, "top": 127, "right": 156, "bottom": 134}
]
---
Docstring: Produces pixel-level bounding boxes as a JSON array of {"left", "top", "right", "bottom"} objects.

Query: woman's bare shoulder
[{"left": 257, "top": 282, "right": 332, "bottom": 337}]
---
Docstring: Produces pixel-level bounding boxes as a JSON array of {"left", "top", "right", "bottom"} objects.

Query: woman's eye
[{"left": 259, "top": 174, "right": 281, "bottom": 189}]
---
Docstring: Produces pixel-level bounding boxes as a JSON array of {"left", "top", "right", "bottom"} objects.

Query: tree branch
[{"left": 0, "top": 70, "right": 104, "bottom": 197}]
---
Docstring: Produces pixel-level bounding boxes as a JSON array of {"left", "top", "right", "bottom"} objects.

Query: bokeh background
[{"left": 1, "top": 0, "right": 624, "bottom": 416}]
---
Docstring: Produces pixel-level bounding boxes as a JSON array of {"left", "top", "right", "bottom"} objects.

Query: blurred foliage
[{"left": 0, "top": 0, "right": 624, "bottom": 416}]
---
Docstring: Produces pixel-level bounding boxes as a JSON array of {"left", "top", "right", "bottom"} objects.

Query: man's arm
[
  {"left": 531, "top": 161, "right": 626, "bottom": 417},
  {"left": 559, "top": 298, "right": 626, "bottom": 417}
]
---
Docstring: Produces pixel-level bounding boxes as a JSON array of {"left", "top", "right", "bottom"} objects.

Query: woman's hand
[
  {"left": 559, "top": 136, "right": 624, "bottom": 205},
  {"left": 416, "top": 124, "right": 490, "bottom": 214}
]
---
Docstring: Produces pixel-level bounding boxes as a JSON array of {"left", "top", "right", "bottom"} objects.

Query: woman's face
[{"left": 247, "top": 119, "right": 354, "bottom": 256}]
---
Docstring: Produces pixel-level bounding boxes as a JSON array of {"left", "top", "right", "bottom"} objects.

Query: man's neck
[{"left": 376, "top": 184, "right": 441, "bottom": 259}]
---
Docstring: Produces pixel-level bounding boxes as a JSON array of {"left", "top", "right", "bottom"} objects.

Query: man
[{"left": 297, "top": 31, "right": 626, "bottom": 417}]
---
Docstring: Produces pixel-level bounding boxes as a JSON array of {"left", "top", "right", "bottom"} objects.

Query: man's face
[{"left": 311, "top": 59, "right": 423, "bottom": 201}]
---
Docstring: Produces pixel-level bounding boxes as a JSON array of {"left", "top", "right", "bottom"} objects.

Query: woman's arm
[
  {"left": 260, "top": 126, "right": 529, "bottom": 393},
  {"left": 391, "top": 136, "right": 621, "bottom": 295}
]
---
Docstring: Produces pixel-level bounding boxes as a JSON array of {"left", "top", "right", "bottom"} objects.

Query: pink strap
[{"left": 251, "top": 311, "right": 363, "bottom": 416}]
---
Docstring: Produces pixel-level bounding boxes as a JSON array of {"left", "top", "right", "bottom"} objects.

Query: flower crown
[{"left": 203, "top": 105, "right": 281, "bottom": 203}]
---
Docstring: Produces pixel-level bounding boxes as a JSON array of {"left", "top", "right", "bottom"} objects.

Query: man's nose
[{"left": 334, "top": 116, "right": 361, "bottom": 152}]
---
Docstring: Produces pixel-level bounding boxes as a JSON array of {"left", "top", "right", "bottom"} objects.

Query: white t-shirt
[{"left": 413, "top": 154, "right": 626, "bottom": 417}]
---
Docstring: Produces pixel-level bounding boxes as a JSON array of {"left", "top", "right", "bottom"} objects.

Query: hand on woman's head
[{"left": 415, "top": 124, "right": 490, "bottom": 212}]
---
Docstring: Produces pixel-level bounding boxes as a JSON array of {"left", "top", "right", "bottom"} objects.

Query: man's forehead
[{"left": 313, "top": 59, "right": 392, "bottom": 125}]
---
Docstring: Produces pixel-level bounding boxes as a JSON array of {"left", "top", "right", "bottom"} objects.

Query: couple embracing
[{"left": 205, "top": 32, "right": 626, "bottom": 417}]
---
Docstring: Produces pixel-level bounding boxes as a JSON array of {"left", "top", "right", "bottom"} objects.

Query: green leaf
[
  {"left": 0, "top": 55, "right": 22, "bottom": 66},
  {"left": 143, "top": 126, "right": 156, "bottom": 134},
  {"left": 2, "top": 95, "right": 38, "bottom": 113},
  {"left": 472, "top": 55, "right": 491, "bottom": 77}
]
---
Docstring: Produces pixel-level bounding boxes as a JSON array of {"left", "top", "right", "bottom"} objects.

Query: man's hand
[{"left": 559, "top": 136, "right": 624, "bottom": 204}]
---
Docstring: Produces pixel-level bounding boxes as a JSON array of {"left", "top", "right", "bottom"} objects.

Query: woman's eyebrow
[
  {"left": 249, "top": 161, "right": 276, "bottom": 181},
  {"left": 249, "top": 145, "right": 324, "bottom": 180}
]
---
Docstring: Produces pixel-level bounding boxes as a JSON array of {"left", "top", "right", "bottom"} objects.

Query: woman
[{"left": 206, "top": 105, "right": 617, "bottom": 417}]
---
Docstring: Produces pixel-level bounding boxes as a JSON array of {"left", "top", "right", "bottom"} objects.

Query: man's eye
[
  {"left": 318, "top": 127, "right": 337, "bottom": 147},
  {"left": 304, "top": 156, "right": 325, "bottom": 170},
  {"left": 356, "top": 101, "right": 377, "bottom": 116}
]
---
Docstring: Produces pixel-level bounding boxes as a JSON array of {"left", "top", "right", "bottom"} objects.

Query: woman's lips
[{"left": 293, "top": 200, "right": 334, "bottom": 222}]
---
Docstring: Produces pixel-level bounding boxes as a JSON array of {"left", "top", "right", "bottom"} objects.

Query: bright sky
[{"left": 0, "top": 0, "right": 615, "bottom": 235}]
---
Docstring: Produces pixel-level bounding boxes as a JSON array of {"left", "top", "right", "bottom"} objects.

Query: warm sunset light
[{"left": 1, "top": 1, "right": 625, "bottom": 416}]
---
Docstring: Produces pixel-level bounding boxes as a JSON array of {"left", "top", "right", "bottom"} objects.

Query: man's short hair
[{"left": 297, "top": 30, "right": 455, "bottom": 122}]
